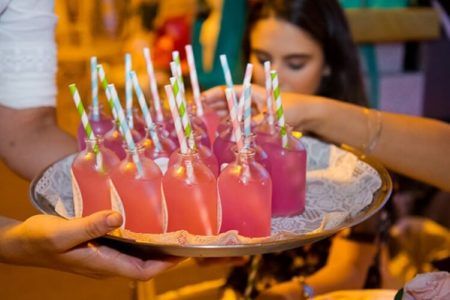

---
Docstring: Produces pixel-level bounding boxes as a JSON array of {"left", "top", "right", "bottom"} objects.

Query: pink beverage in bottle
[
  {"left": 218, "top": 148, "right": 272, "bottom": 237},
  {"left": 168, "top": 132, "right": 219, "bottom": 177},
  {"left": 163, "top": 150, "right": 218, "bottom": 235},
  {"left": 103, "top": 120, "right": 143, "bottom": 160},
  {"left": 263, "top": 126, "right": 307, "bottom": 217},
  {"left": 141, "top": 124, "right": 177, "bottom": 160},
  {"left": 191, "top": 114, "right": 211, "bottom": 149},
  {"left": 201, "top": 106, "right": 221, "bottom": 145},
  {"left": 71, "top": 138, "right": 120, "bottom": 216},
  {"left": 132, "top": 108, "right": 147, "bottom": 138},
  {"left": 255, "top": 112, "right": 277, "bottom": 147},
  {"left": 77, "top": 105, "right": 113, "bottom": 150},
  {"left": 213, "top": 126, "right": 270, "bottom": 172},
  {"left": 109, "top": 146, "right": 165, "bottom": 234}
]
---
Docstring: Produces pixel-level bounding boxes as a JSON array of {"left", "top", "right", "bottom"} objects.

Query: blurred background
[{"left": 0, "top": 0, "right": 449, "bottom": 299}]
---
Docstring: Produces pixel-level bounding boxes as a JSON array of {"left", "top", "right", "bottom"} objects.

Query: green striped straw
[
  {"left": 164, "top": 85, "right": 188, "bottom": 154},
  {"left": 271, "top": 70, "right": 288, "bottom": 148},
  {"left": 125, "top": 53, "right": 134, "bottom": 128},
  {"left": 108, "top": 84, "right": 144, "bottom": 177},
  {"left": 69, "top": 83, "right": 103, "bottom": 171},
  {"left": 171, "top": 51, "right": 185, "bottom": 94},
  {"left": 129, "top": 71, "right": 162, "bottom": 152},
  {"left": 170, "top": 77, "right": 195, "bottom": 150},
  {"left": 96, "top": 64, "right": 117, "bottom": 120},
  {"left": 90, "top": 56, "right": 100, "bottom": 121}
]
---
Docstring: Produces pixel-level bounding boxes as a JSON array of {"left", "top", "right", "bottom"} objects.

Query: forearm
[
  {"left": 286, "top": 95, "right": 450, "bottom": 191},
  {"left": 0, "top": 107, "right": 77, "bottom": 180}
]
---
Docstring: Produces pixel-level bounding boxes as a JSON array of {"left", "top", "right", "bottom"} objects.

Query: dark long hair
[{"left": 246, "top": 0, "right": 368, "bottom": 106}]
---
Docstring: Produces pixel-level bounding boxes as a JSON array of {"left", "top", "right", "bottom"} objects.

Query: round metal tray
[{"left": 29, "top": 147, "right": 392, "bottom": 258}]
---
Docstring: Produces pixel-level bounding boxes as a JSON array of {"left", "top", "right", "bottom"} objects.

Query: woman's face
[{"left": 250, "top": 17, "right": 327, "bottom": 94}]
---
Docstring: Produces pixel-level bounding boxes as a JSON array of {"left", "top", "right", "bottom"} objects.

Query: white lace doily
[{"left": 35, "top": 137, "right": 383, "bottom": 246}]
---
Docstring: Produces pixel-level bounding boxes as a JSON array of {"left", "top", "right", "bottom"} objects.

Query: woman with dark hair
[
  {"left": 204, "top": 0, "right": 386, "bottom": 298},
  {"left": 245, "top": 0, "right": 367, "bottom": 106}
]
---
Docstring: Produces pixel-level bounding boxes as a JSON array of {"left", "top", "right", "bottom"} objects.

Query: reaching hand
[
  {"left": 201, "top": 85, "right": 266, "bottom": 118},
  {"left": 0, "top": 211, "right": 181, "bottom": 280}
]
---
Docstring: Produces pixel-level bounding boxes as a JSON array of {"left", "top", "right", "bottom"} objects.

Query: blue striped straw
[
  {"left": 237, "top": 63, "right": 253, "bottom": 122},
  {"left": 108, "top": 84, "right": 144, "bottom": 177},
  {"left": 143, "top": 47, "right": 164, "bottom": 122},
  {"left": 129, "top": 71, "right": 162, "bottom": 151},
  {"left": 243, "top": 84, "right": 252, "bottom": 146},
  {"left": 125, "top": 53, "right": 134, "bottom": 128},
  {"left": 90, "top": 56, "right": 100, "bottom": 120},
  {"left": 219, "top": 54, "right": 238, "bottom": 107}
]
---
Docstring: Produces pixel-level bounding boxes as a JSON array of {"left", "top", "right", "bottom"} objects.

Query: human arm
[
  {"left": 0, "top": 211, "right": 179, "bottom": 280},
  {"left": 0, "top": 105, "right": 77, "bottom": 180},
  {"left": 202, "top": 86, "right": 450, "bottom": 191}
]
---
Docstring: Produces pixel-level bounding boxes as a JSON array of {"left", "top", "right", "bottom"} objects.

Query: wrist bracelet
[
  {"left": 362, "top": 108, "right": 383, "bottom": 154},
  {"left": 293, "top": 276, "right": 314, "bottom": 299}
]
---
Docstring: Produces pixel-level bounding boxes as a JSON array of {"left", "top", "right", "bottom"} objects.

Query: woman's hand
[
  {"left": 0, "top": 211, "right": 180, "bottom": 280},
  {"left": 201, "top": 84, "right": 324, "bottom": 133}
]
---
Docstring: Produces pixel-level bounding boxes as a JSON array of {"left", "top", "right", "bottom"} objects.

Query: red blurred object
[{"left": 153, "top": 16, "right": 191, "bottom": 70}]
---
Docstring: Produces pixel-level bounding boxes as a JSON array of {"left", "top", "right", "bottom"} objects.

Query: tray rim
[{"left": 29, "top": 143, "right": 392, "bottom": 257}]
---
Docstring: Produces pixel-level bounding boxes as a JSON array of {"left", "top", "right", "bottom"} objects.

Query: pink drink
[
  {"left": 77, "top": 106, "right": 113, "bottom": 150},
  {"left": 255, "top": 113, "right": 277, "bottom": 146},
  {"left": 71, "top": 138, "right": 120, "bottom": 216},
  {"left": 218, "top": 148, "right": 272, "bottom": 237},
  {"left": 109, "top": 147, "right": 165, "bottom": 234},
  {"left": 191, "top": 114, "right": 211, "bottom": 149},
  {"left": 132, "top": 108, "right": 147, "bottom": 137},
  {"left": 141, "top": 125, "right": 177, "bottom": 160},
  {"left": 263, "top": 127, "right": 307, "bottom": 217},
  {"left": 213, "top": 127, "right": 270, "bottom": 172},
  {"left": 201, "top": 106, "right": 221, "bottom": 144},
  {"left": 103, "top": 121, "right": 143, "bottom": 160},
  {"left": 163, "top": 150, "right": 218, "bottom": 235},
  {"left": 168, "top": 133, "right": 219, "bottom": 177}
]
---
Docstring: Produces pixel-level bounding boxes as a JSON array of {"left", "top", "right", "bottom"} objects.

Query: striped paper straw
[
  {"left": 125, "top": 53, "right": 133, "bottom": 128},
  {"left": 129, "top": 71, "right": 162, "bottom": 151},
  {"left": 96, "top": 64, "right": 117, "bottom": 120},
  {"left": 143, "top": 47, "right": 164, "bottom": 122},
  {"left": 69, "top": 83, "right": 103, "bottom": 170},
  {"left": 172, "top": 51, "right": 185, "bottom": 93},
  {"left": 90, "top": 56, "right": 100, "bottom": 120},
  {"left": 237, "top": 63, "right": 253, "bottom": 122},
  {"left": 170, "top": 77, "right": 195, "bottom": 150},
  {"left": 185, "top": 45, "right": 204, "bottom": 117},
  {"left": 108, "top": 84, "right": 144, "bottom": 177},
  {"left": 242, "top": 84, "right": 252, "bottom": 146},
  {"left": 264, "top": 61, "right": 275, "bottom": 126},
  {"left": 219, "top": 54, "right": 238, "bottom": 107},
  {"left": 271, "top": 70, "right": 288, "bottom": 148},
  {"left": 165, "top": 85, "right": 188, "bottom": 154},
  {"left": 225, "top": 88, "right": 243, "bottom": 151}
]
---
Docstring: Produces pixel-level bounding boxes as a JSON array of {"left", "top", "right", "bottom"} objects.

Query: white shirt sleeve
[{"left": 0, "top": 0, "right": 57, "bottom": 109}]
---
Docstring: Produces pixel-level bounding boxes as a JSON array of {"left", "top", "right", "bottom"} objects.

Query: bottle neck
[{"left": 234, "top": 148, "right": 256, "bottom": 165}]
